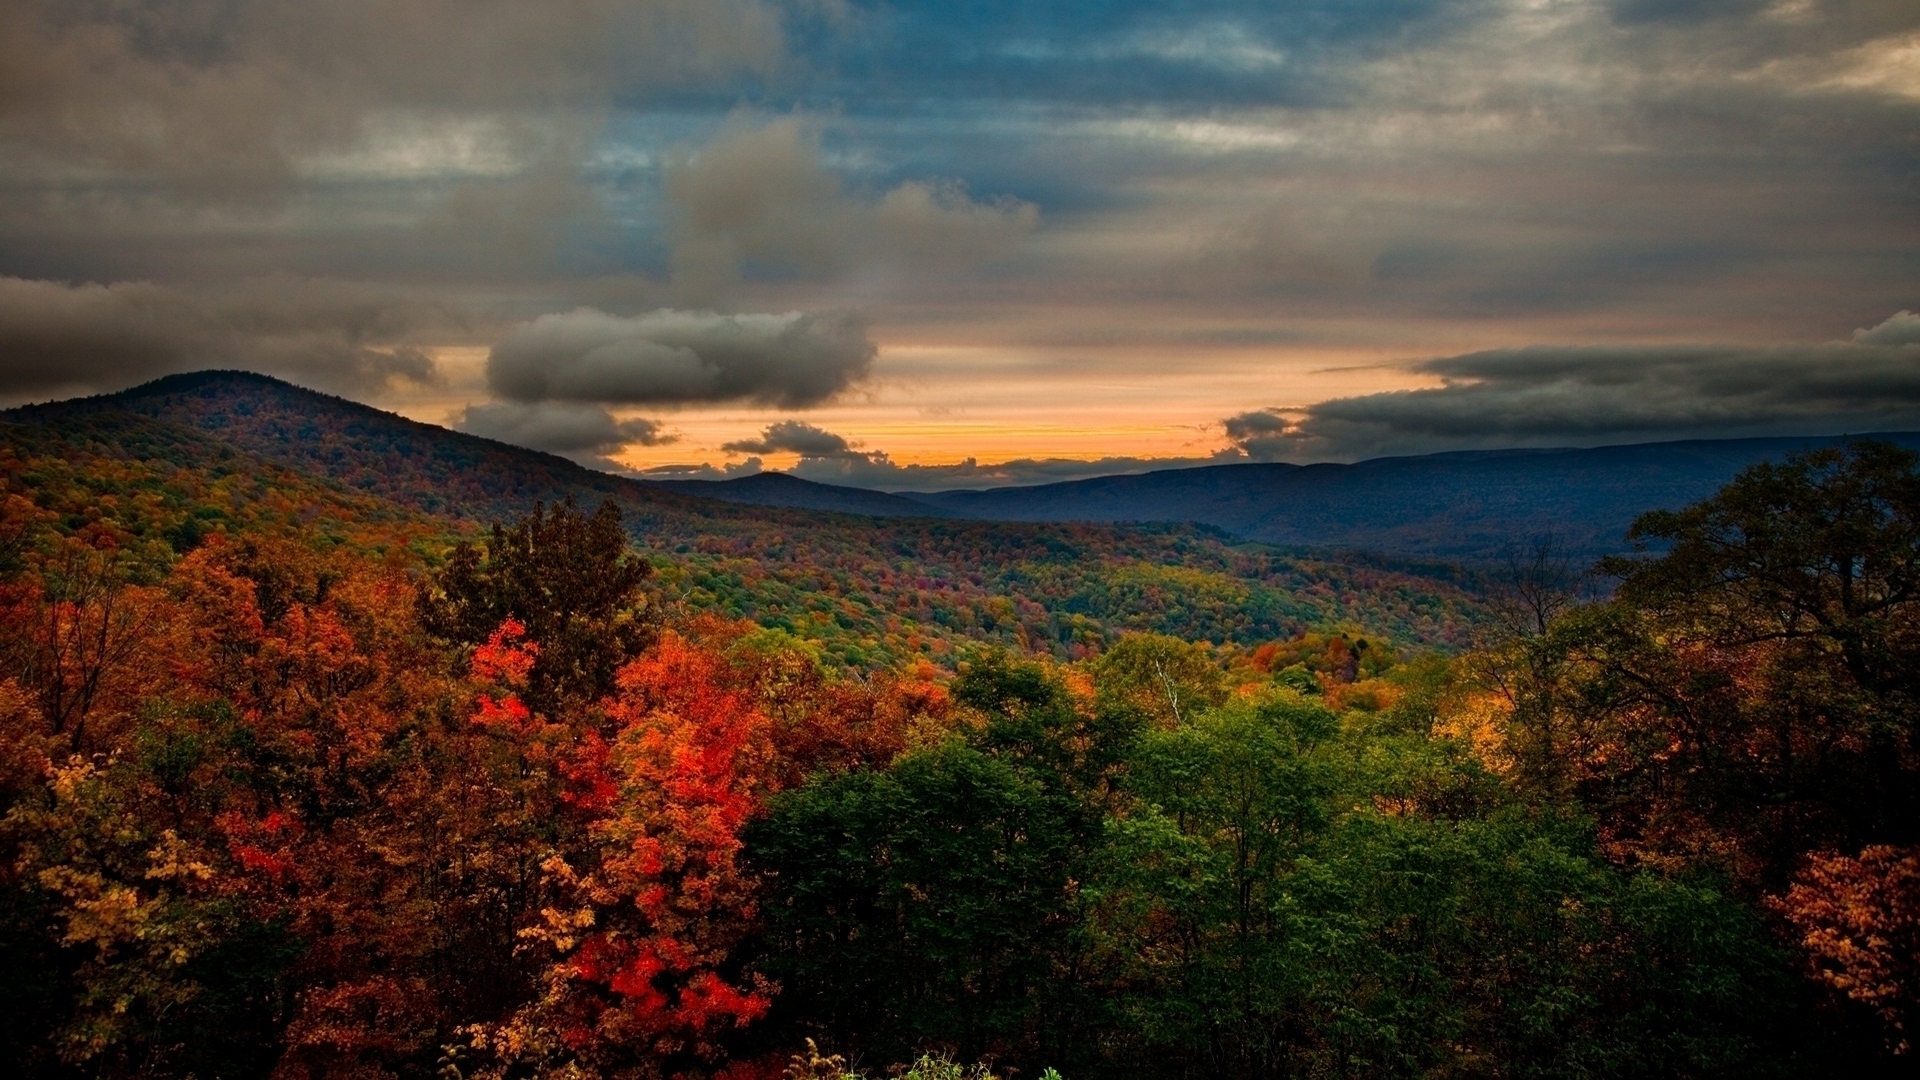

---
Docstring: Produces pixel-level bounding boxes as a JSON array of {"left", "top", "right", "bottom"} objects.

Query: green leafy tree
[
  {"left": 957, "top": 651, "right": 1140, "bottom": 805},
  {"left": 1088, "top": 633, "right": 1227, "bottom": 728},
  {"left": 1088, "top": 694, "right": 1337, "bottom": 1076},
  {"left": 749, "top": 740, "right": 1083, "bottom": 1066}
]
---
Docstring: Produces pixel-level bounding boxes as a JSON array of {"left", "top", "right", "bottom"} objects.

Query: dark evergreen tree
[{"left": 420, "top": 499, "right": 655, "bottom": 711}]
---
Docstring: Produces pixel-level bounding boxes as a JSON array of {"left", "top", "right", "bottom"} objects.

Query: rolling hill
[{"left": 897, "top": 434, "right": 1920, "bottom": 560}]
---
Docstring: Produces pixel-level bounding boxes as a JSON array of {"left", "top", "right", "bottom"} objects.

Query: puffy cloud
[
  {"left": 639, "top": 457, "right": 765, "bottom": 480},
  {"left": 665, "top": 119, "right": 1037, "bottom": 290},
  {"left": 1221, "top": 409, "right": 1296, "bottom": 460},
  {"left": 486, "top": 307, "right": 876, "bottom": 408},
  {"left": 1222, "top": 311, "right": 1920, "bottom": 462},
  {"left": 1855, "top": 310, "right": 1920, "bottom": 347},
  {"left": 721, "top": 419, "right": 869, "bottom": 458},
  {"left": 456, "top": 401, "right": 673, "bottom": 471},
  {"left": 0, "top": 276, "right": 451, "bottom": 403}
]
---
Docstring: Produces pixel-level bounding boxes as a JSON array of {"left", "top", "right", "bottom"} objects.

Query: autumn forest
[{"left": 5, "top": 381, "right": 1920, "bottom": 1079}]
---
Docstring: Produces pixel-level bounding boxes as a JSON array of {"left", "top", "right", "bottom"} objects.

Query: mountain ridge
[
  {"left": 15, "top": 371, "right": 1916, "bottom": 563},
  {"left": 895, "top": 433, "right": 1920, "bottom": 559}
]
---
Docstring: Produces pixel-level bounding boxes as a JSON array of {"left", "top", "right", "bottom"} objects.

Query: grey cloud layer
[
  {"left": 666, "top": 120, "right": 1038, "bottom": 291},
  {"left": 0, "top": 0, "right": 1915, "bottom": 471},
  {"left": 486, "top": 308, "right": 876, "bottom": 408},
  {"left": 1223, "top": 312, "right": 1920, "bottom": 462},
  {"left": 0, "top": 276, "right": 453, "bottom": 403},
  {"left": 0, "top": 0, "right": 783, "bottom": 192}
]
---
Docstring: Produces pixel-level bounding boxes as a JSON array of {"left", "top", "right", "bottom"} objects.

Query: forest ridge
[{"left": 1, "top": 377, "right": 1919, "bottom": 1076}]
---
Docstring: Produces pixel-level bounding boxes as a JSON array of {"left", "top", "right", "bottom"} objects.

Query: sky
[{"left": 0, "top": 0, "right": 1916, "bottom": 489}]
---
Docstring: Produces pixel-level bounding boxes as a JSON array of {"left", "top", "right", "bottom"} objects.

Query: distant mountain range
[
  {"left": 634, "top": 433, "right": 1920, "bottom": 560},
  {"left": 12, "top": 370, "right": 1915, "bottom": 563},
  {"left": 891, "top": 436, "right": 1920, "bottom": 559}
]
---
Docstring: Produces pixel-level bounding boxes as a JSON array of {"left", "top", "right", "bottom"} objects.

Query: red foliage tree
[{"left": 483, "top": 630, "right": 775, "bottom": 1077}]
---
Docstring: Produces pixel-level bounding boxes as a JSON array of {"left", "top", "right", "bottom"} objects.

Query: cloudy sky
[{"left": 1, "top": 0, "right": 1916, "bottom": 488}]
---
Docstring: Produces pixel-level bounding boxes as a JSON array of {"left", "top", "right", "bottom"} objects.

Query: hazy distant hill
[
  {"left": 899, "top": 435, "right": 1920, "bottom": 560},
  {"left": 646, "top": 471, "right": 963, "bottom": 518}
]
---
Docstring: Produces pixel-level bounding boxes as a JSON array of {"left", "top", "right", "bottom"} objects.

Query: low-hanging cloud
[
  {"left": 486, "top": 307, "right": 876, "bottom": 408},
  {"left": 1222, "top": 311, "right": 1920, "bottom": 462},
  {"left": 666, "top": 119, "right": 1038, "bottom": 291},
  {"left": 788, "top": 452, "right": 1224, "bottom": 491},
  {"left": 458, "top": 400, "right": 671, "bottom": 452},
  {"left": 707, "top": 418, "right": 1221, "bottom": 490},
  {"left": 0, "top": 276, "right": 452, "bottom": 403},
  {"left": 1221, "top": 409, "right": 1296, "bottom": 460},
  {"left": 721, "top": 419, "right": 870, "bottom": 458}
]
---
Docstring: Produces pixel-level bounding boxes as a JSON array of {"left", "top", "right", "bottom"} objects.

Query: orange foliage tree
[{"left": 1775, "top": 846, "right": 1920, "bottom": 1054}]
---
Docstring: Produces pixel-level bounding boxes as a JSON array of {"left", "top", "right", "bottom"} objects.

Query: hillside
[
  {"left": 899, "top": 434, "right": 1920, "bottom": 559},
  {"left": 1, "top": 372, "right": 1488, "bottom": 660},
  {"left": 0, "top": 407, "right": 449, "bottom": 566}
]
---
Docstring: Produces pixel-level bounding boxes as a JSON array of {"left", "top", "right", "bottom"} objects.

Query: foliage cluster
[{"left": 6, "top": 410, "right": 1920, "bottom": 1078}]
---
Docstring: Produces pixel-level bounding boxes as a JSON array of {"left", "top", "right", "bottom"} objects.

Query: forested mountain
[
  {"left": 2, "top": 372, "right": 1485, "bottom": 662},
  {"left": 901, "top": 434, "right": 1920, "bottom": 560},
  {"left": 11, "top": 370, "right": 729, "bottom": 524}
]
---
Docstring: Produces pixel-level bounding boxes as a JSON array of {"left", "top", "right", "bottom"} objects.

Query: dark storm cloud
[
  {"left": 839, "top": 0, "right": 1920, "bottom": 330},
  {"left": 486, "top": 308, "right": 875, "bottom": 408},
  {"left": 1223, "top": 312, "right": 1920, "bottom": 461},
  {"left": 0, "top": 276, "right": 452, "bottom": 403}
]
